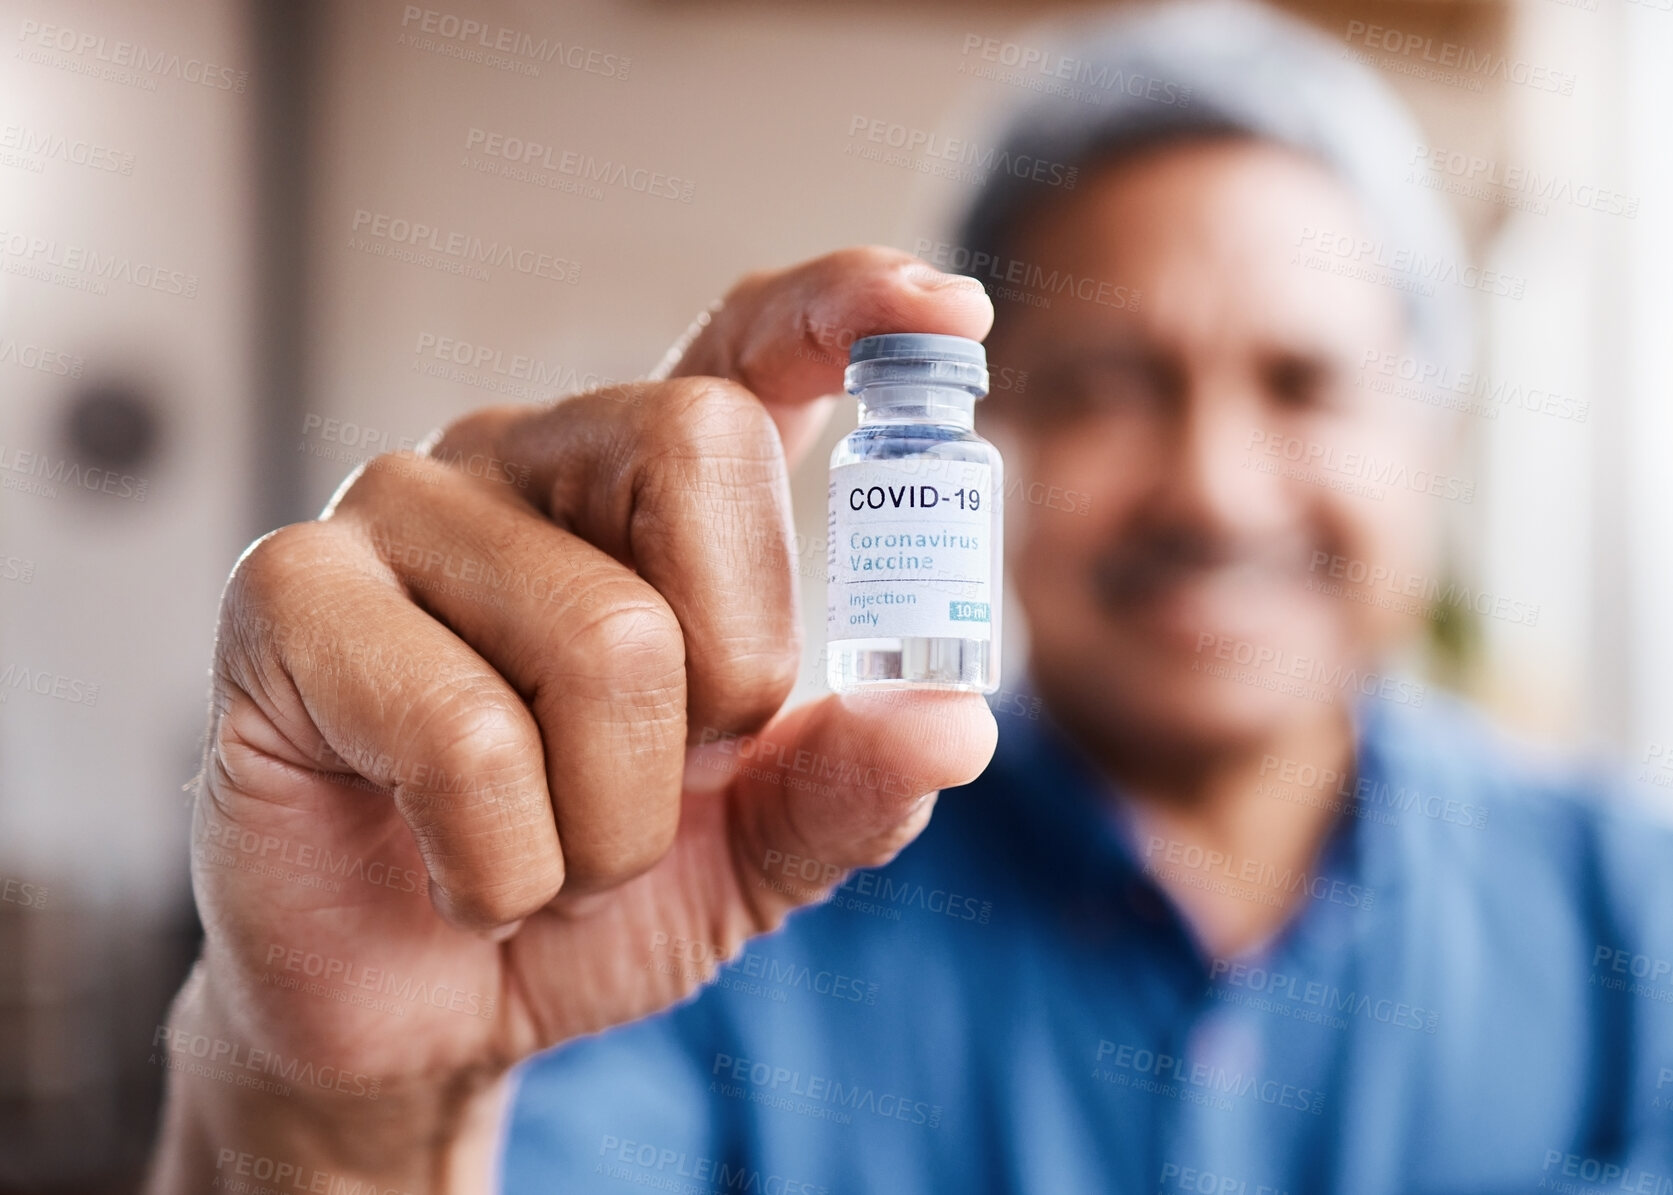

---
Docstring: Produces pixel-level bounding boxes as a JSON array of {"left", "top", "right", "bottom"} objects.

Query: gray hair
[{"left": 954, "top": 0, "right": 1472, "bottom": 373}]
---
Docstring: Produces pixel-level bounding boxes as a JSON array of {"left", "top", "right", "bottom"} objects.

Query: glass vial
[{"left": 827, "top": 333, "right": 1002, "bottom": 694}]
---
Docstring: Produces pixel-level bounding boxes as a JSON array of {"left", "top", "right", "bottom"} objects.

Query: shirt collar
[{"left": 982, "top": 680, "right": 1413, "bottom": 963}]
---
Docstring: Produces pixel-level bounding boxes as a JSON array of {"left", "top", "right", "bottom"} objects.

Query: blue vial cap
[{"left": 845, "top": 333, "right": 989, "bottom": 398}]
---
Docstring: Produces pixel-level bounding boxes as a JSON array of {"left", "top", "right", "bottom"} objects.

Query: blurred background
[{"left": 1, "top": 0, "right": 1670, "bottom": 1188}]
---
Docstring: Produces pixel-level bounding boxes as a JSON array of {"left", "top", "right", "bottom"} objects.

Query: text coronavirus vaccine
[{"left": 827, "top": 333, "right": 1002, "bottom": 693}]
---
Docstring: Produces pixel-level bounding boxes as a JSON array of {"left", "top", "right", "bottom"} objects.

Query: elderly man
[{"left": 147, "top": 2, "right": 1673, "bottom": 1192}]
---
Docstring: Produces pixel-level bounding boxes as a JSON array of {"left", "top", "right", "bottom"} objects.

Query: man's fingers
[
  {"left": 667, "top": 246, "right": 994, "bottom": 463},
  {"left": 710, "top": 690, "right": 999, "bottom": 922},
  {"left": 212, "top": 521, "right": 565, "bottom": 932},
  {"left": 324, "top": 457, "right": 690, "bottom": 895},
  {"left": 431, "top": 377, "right": 801, "bottom": 737}
]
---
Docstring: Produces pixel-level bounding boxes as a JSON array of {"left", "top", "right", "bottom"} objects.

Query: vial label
[{"left": 827, "top": 457, "right": 993, "bottom": 643}]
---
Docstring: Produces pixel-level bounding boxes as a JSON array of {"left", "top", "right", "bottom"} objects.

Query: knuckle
[
  {"left": 398, "top": 687, "right": 561, "bottom": 926},
  {"left": 407, "top": 681, "right": 541, "bottom": 790},
  {"left": 327, "top": 449, "right": 453, "bottom": 516},
  {"left": 820, "top": 244, "right": 913, "bottom": 277},
  {"left": 221, "top": 522, "right": 346, "bottom": 650},
  {"left": 832, "top": 265, "right": 925, "bottom": 329},
  {"left": 650, "top": 376, "right": 781, "bottom": 460},
  {"left": 558, "top": 584, "right": 687, "bottom": 693},
  {"left": 637, "top": 380, "right": 788, "bottom": 524},
  {"left": 229, "top": 521, "right": 334, "bottom": 604}
]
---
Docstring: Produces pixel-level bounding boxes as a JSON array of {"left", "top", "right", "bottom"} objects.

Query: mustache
[{"left": 1090, "top": 530, "right": 1317, "bottom": 605}]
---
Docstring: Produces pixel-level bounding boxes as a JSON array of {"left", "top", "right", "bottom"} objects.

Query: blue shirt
[{"left": 503, "top": 694, "right": 1673, "bottom": 1194}]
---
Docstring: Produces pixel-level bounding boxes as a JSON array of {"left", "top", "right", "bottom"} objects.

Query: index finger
[{"left": 659, "top": 246, "right": 994, "bottom": 464}]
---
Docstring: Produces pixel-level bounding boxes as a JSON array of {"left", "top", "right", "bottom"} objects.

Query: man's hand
[{"left": 146, "top": 248, "right": 997, "bottom": 1193}]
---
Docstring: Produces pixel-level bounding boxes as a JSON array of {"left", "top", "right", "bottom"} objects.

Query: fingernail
[
  {"left": 485, "top": 918, "right": 524, "bottom": 943},
  {"left": 901, "top": 262, "right": 984, "bottom": 293}
]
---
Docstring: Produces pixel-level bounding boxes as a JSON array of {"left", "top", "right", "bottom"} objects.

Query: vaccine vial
[{"left": 827, "top": 333, "right": 1002, "bottom": 694}]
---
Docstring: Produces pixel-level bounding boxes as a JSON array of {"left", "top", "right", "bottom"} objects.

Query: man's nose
[{"left": 1150, "top": 387, "right": 1292, "bottom": 539}]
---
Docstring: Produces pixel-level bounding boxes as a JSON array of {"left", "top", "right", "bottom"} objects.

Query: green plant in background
[{"left": 1425, "top": 553, "right": 1483, "bottom": 693}]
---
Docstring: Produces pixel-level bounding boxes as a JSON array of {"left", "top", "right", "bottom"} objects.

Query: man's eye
[{"left": 1263, "top": 356, "right": 1342, "bottom": 410}]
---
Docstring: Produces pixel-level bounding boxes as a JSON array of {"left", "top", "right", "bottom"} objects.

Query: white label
[{"left": 827, "top": 456, "right": 994, "bottom": 643}]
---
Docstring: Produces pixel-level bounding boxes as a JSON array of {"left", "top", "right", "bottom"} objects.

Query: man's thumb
[{"left": 695, "top": 689, "right": 997, "bottom": 912}]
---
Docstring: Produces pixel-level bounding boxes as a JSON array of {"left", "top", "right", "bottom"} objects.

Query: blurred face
[{"left": 984, "top": 138, "right": 1439, "bottom": 764}]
